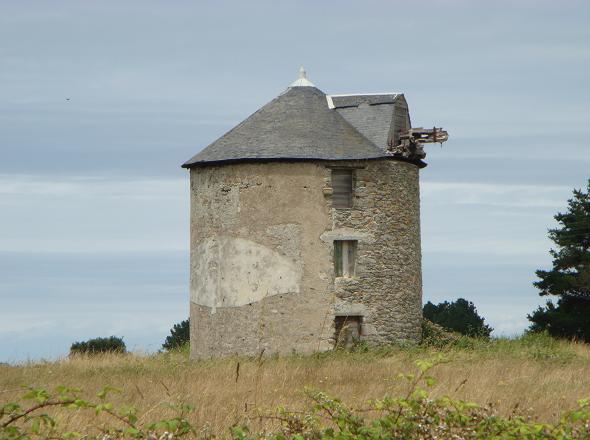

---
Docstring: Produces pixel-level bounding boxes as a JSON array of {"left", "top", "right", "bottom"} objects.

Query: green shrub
[
  {"left": 423, "top": 298, "right": 493, "bottom": 338},
  {"left": 70, "top": 336, "right": 126, "bottom": 355},
  {"left": 0, "top": 385, "right": 195, "bottom": 439},
  {"left": 162, "top": 318, "right": 190, "bottom": 351}
]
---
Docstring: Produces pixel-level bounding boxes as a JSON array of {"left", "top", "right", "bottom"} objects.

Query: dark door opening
[{"left": 334, "top": 315, "right": 362, "bottom": 348}]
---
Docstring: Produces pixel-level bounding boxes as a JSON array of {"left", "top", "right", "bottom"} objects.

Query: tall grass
[{"left": 1, "top": 334, "right": 590, "bottom": 437}]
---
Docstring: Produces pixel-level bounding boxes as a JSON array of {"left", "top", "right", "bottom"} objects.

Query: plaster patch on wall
[{"left": 191, "top": 236, "right": 301, "bottom": 311}]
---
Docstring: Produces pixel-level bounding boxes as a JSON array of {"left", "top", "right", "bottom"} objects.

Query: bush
[
  {"left": 423, "top": 298, "right": 493, "bottom": 338},
  {"left": 421, "top": 318, "right": 463, "bottom": 347},
  {"left": 528, "top": 296, "right": 590, "bottom": 342},
  {"left": 0, "top": 385, "right": 195, "bottom": 439},
  {"left": 162, "top": 318, "right": 190, "bottom": 351},
  {"left": 70, "top": 336, "right": 126, "bottom": 355}
]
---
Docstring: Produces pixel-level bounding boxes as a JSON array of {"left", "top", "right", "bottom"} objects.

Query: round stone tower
[{"left": 182, "top": 69, "right": 433, "bottom": 358}]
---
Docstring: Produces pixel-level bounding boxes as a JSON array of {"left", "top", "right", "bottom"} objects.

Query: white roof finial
[
  {"left": 299, "top": 66, "right": 307, "bottom": 79},
  {"left": 290, "top": 66, "right": 315, "bottom": 87}
]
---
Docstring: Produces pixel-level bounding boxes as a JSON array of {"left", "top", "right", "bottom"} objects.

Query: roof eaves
[{"left": 182, "top": 155, "right": 426, "bottom": 169}]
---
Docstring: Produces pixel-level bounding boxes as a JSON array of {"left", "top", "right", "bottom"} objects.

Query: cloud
[
  {"left": 0, "top": 175, "right": 188, "bottom": 253},
  {"left": 0, "top": 174, "right": 185, "bottom": 199},
  {"left": 422, "top": 181, "right": 572, "bottom": 209},
  {"left": 420, "top": 181, "right": 567, "bottom": 258},
  {"left": 0, "top": 308, "right": 187, "bottom": 362},
  {"left": 0, "top": 315, "right": 55, "bottom": 334},
  {"left": 493, "top": 316, "right": 531, "bottom": 337},
  {"left": 0, "top": 249, "right": 188, "bottom": 362},
  {"left": 424, "top": 237, "right": 550, "bottom": 256}
]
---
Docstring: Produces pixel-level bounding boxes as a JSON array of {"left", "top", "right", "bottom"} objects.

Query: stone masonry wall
[
  {"left": 189, "top": 159, "right": 422, "bottom": 358},
  {"left": 328, "top": 160, "right": 423, "bottom": 344}
]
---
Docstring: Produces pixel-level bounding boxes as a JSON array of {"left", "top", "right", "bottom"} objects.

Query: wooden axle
[{"left": 399, "top": 127, "right": 449, "bottom": 145}]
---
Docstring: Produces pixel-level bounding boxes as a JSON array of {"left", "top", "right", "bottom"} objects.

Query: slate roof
[
  {"left": 327, "top": 93, "right": 400, "bottom": 109},
  {"left": 328, "top": 94, "right": 405, "bottom": 152},
  {"left": 182, "top": 80, "right": 420, "bottom": 168}
]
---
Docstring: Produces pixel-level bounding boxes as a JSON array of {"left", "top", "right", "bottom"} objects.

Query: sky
[{"left": 1, "top": 0, "right": 589, "bottom": 362}]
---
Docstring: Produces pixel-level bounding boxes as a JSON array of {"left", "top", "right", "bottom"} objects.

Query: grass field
[{"left": 2, "top": 333, "right": 590, "bottom": 437}]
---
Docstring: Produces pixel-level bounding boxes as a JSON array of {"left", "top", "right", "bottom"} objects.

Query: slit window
[
  {"left": 331, "top": 169, "right": 353, "bottom": 208},
  {"left": 334, "top": 240, "right": 357, "bottom": 277}
]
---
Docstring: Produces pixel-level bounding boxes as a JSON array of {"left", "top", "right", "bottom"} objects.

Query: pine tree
[
  {"left": 162, "top": 318, "right": 190, "bottom": 351},
  {"left": 528, "top": 179, "right": 590, "bottom": 340},
  {"left": 534, "top": 179, "right": 590, "bottom": 298}
]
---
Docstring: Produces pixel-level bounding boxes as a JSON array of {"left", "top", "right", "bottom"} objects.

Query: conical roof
[{"left": 182, "top": 77, "right": 390, "bottom": 168}]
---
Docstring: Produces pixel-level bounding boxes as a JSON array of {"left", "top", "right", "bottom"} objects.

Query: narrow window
[
  {"left": 334, "top": 240, "right": 357, "bottom": 277},
  {"left": 335, "top": 315, "right": 362, "bottom": 348},
  {"left": 331, "top": 169, "right": 353, "bottom": 208}
]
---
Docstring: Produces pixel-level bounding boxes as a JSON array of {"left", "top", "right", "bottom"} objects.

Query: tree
[
  {"left": 162, "top": 318, "right": 190, "bottom": 350},
  {"left": 528, "top": 179, "right": 590, "bottom": 340},
  {"left": 423, "top": 298, "right": 492, "bottom": 338},
  {"left": 70, "top": 336, "right": 126, "bottom": 355},
  {"left": 528, "top": 297, "right": 590, "bottom": 340}
]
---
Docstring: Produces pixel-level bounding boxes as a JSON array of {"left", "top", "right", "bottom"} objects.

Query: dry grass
[{"left": 2, "top": 335, "right": 590, "bottom": 436}]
